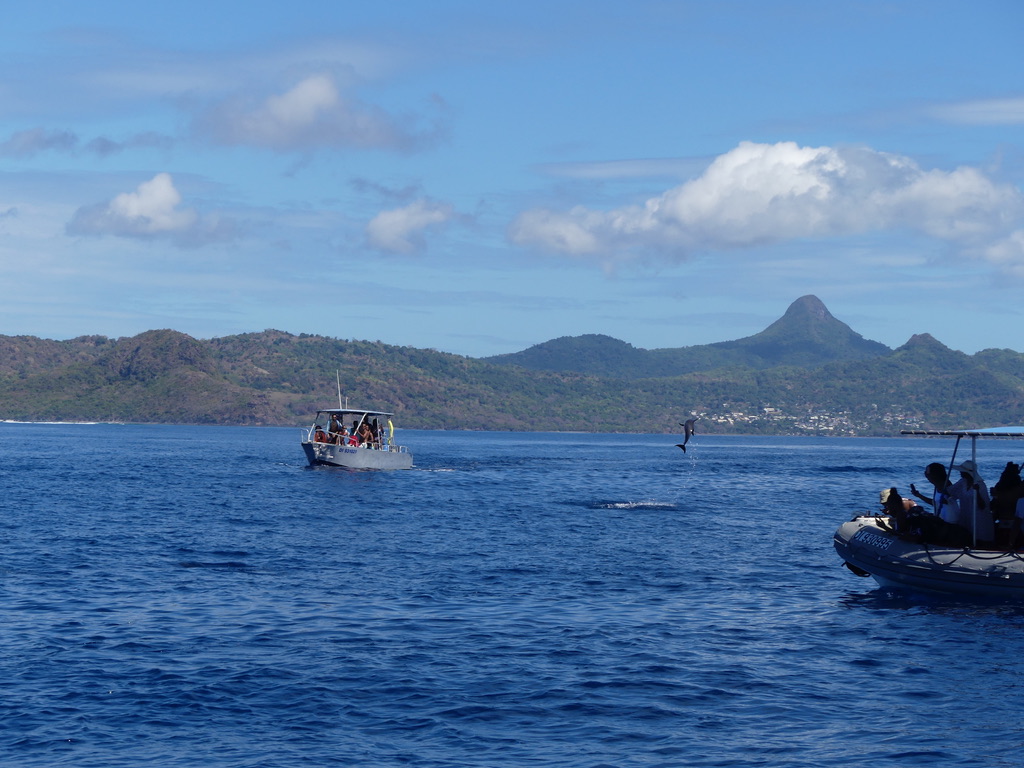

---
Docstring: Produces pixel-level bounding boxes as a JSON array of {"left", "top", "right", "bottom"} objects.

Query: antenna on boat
[{"left": 336, "top": 370, "right": 343, "bottom": 410}]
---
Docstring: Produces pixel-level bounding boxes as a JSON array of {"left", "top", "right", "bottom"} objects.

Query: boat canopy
[
  {"left": 316, "top": 408, "right": 395, "bottom": 419},
  {"left": 901, "top": 427, "right": 1024, "bottom": 438}
]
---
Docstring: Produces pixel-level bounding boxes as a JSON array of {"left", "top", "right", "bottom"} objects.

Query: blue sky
[{"left": 2, "top": 0, "right": 1023, "bottom": 357}]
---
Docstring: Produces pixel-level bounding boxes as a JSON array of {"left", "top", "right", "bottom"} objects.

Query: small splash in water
[{"left": 590, "top": 500, "right": 679, "bottom": 511}]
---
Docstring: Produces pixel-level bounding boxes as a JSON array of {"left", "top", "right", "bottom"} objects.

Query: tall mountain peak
[
  {"left": 757, "top": 295, "right": 840, "bottom": 338},
  {"left": 782, "top": 294, "right": 831, "bottom": 322},
  {"left": 710, "top": 295, "right": 890, "bottom": 367},
  {"left": 902, "top": 333, "right": 942, "bottom": 347},
  {"left": 893, "top": 332, "right": 968, "bottom": 369}
]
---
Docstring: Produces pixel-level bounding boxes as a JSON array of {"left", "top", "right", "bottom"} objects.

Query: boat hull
[
  {"left": 302, "top": 440, "right": 413, "bottom": 470},
  {"left": 834, "top": 516, "right": 1024, "bottom": 597}
]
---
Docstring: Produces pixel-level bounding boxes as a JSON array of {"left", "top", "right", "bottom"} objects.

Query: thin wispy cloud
[
  {"left": 193, "top": 74, "right": 447, "bottom": 153},
  {"left": 0, "top": 128, "right": 78, "bottom": 157},
  {"left": 535, "top": 157, "right": 709, "bottom": 180},
  {"left": 0, "top": 127, "right": 174, "bottom": 158},
  {"left": 929, "top": 96, "right": 1024, "bottom": 126}
]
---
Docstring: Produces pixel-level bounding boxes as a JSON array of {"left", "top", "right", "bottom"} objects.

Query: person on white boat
[
  {"left": 334, "top": 425, "right": 351, "bottom": 446},
  {"left": 991, "top": 462, "right": 1021, "bottom": 517},
  {"left": 358, "top": 421, "right": 374, "bottom": 447},
  {"left": 911, "top": 463, "right": 962, "bottom": 526},
  {"left": 881, "top": 487, "right": 961, "bottom": 544},
  {"left": 880, "top": 487, "right": 925, "bottom": 534},
  {"left": 992, "top": 462, "right": 1024, "bottom": 547},
  {"left": 950, "top": 460, "right": 994, "bottom": 545}
]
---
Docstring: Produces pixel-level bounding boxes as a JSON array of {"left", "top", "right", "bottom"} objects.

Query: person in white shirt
[
  {"left": 911, "top": 462, "right": 962, "bottom": 525},
  {"left": 949, "top": 460, "right": 993, "bottom": 546}
]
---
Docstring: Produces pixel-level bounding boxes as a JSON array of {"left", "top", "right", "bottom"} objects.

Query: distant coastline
[{"left": 3, "top": 297, "right": 1023, "bottom": 434}]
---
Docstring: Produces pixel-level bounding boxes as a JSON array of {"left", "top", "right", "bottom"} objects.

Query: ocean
[{"left": 3, "top": 423, "right": 1024, "bottom": 767}]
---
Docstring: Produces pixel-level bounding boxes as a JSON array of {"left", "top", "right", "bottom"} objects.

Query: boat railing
[{"left": 302, "top": 424, "right": 408, "bottom": 452}]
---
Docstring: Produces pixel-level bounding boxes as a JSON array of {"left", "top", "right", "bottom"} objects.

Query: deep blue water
[{"left": 4, "top": 423, "right": 1024, "bottom": 767}]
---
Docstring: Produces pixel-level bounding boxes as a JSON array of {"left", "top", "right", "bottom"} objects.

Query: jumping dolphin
[{"left": 676, "top": 418, "right": 698, "bottom": 452}]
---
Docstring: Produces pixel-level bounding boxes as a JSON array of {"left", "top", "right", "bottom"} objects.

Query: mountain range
[
  {"left": 2, "top": 295, "right": 1024, "bottom": 434},
  {"left": 483, "top": 295, "right": 891, "bottom": 377}
]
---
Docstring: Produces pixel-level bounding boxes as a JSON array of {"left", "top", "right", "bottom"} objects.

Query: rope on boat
[
  {"left": 860, "top": 514, "right": 1024, "bottom": 569},
  {"left": 921, "top": 545, "right": 970, "bottom": 567}
]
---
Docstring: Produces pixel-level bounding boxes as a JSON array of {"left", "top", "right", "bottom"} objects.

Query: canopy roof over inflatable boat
[{"left": 901, "top": 427, "right": 1024, "bottom": 438}]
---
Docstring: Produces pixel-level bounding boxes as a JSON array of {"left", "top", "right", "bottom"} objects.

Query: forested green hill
[{"left": 3, "top": 297, "right": 1024, "bottom": 434}]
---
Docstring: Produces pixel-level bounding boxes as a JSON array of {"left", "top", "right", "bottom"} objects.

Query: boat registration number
[{"left": 853, "top": 528, "right": 892, "bottom": 551}]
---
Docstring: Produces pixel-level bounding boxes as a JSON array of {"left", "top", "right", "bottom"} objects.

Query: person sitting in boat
[
  {"left": 909, "top": 462, "right": 975, "bottom": 546},
  {"left": 992, "top": 462, "right": 1021, "bottom": 512},
  {"left": 950, "top": 460, "right": 994, "bottom": 546},
  {"left": 880, "top": 487, "right": 925, "bottom": 534},
  {"left": 910, "top": 463, "right": 961, "bottom": 524},
  {"left": 334, "top": 425, "right": 350, "bottom": 446},
  {"left": 358, "top": 421, "right": 374, "bottom": 447},
  {"left": 992, "top": 462, "right": 1023, "bottom": 547},
  {"left": 313, "top": 425, "right": 328, "bottom": 443},
  {"left": 881, "top": 487, "right": 971, "bottom": 548}
]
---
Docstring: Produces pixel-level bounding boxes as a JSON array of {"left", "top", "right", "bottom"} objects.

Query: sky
[{"left": 1, "top": 0, "right": 1023, "bottom": 358}]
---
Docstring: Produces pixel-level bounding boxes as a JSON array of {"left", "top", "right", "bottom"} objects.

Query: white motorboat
[
  {"left": 301, "top": 407, "right": 413, "bottom": 470},
  {"left": 834, "top": 427, "right": 1024, "bottom": 597}
]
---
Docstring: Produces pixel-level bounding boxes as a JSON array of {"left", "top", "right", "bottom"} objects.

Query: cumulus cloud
[
  {"left": 509, "top": 141, "right": 1024, "bottom": 269},
  {"left": 195, "top": 74, "right": 444, "bottom": 152},
  {"left": 366, "top": 198, "right": 454, "bottom": 253},
  {"left": 66, "top": 173, "right": 233, "bottom": 246}
]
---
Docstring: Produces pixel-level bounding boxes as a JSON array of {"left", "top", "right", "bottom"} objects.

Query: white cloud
[
  {"left": 509, "top": 141, "right": 1024, "bottom": 270},
  {"left": 366, "top": 199, "right": 454, "bottom": 253},
  {"left": 983, "top": 230, "right": 1024, "bottom": 275},
  {"left": 66, "top": 173, "right": 232, "bottom": 246},
  {"left": 109, "top": 173, "right": 196, "bottom": 232},
  {"left": 195, "top": 74, "right": 444, "bottom": 152}
]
